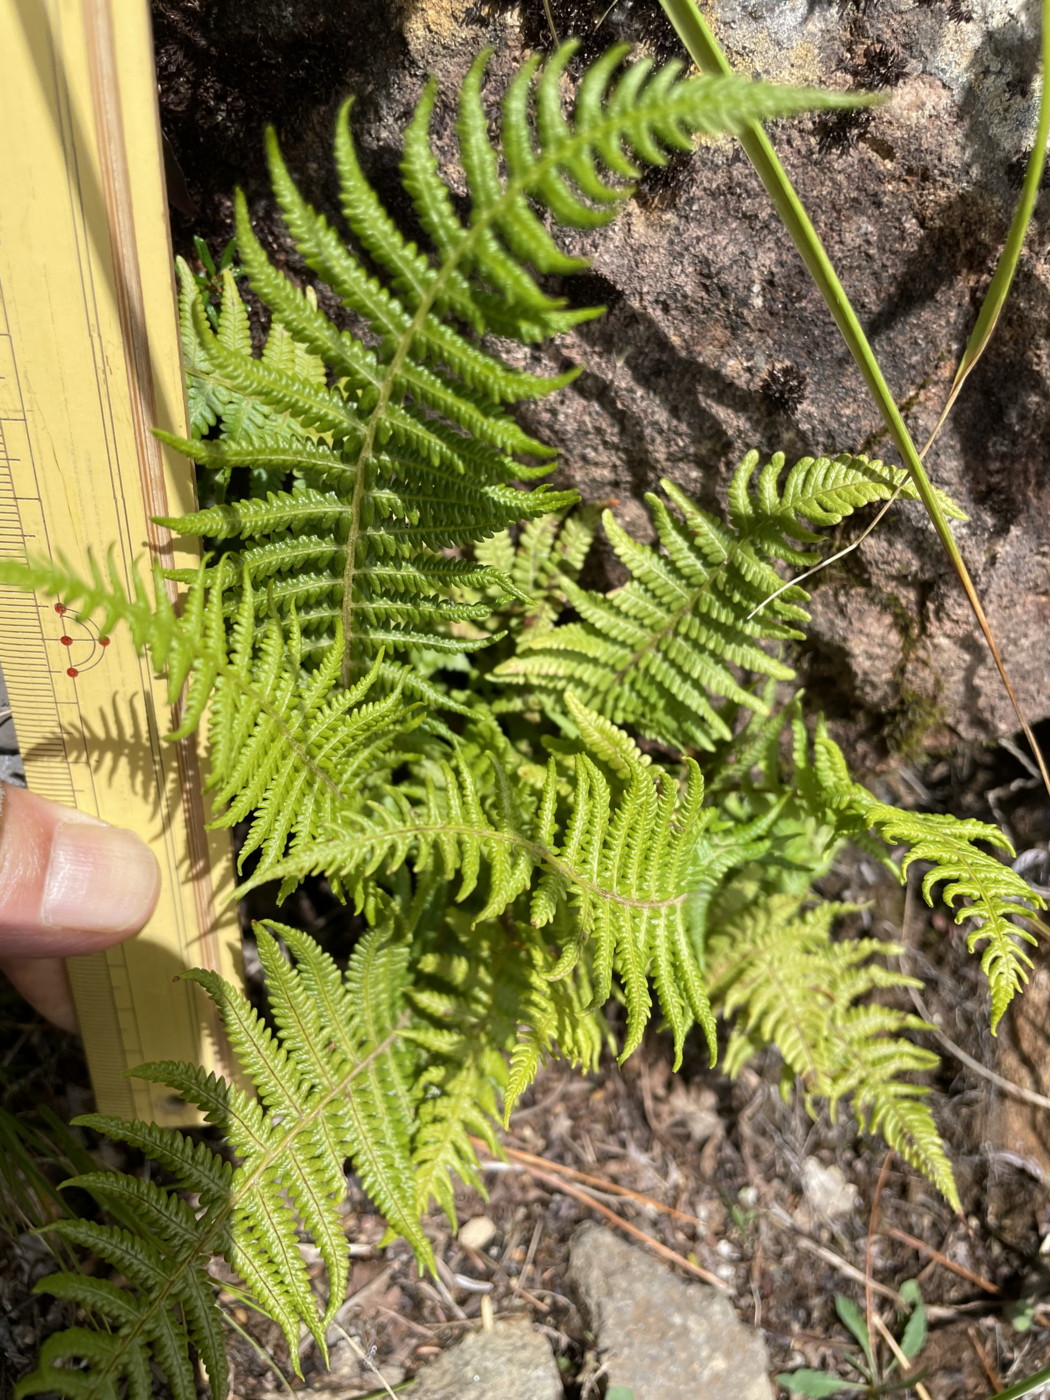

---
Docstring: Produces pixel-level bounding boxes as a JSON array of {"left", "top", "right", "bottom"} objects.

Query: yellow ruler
[{"left": 0, "top": 0, "right": 242, "bottom": 1123}]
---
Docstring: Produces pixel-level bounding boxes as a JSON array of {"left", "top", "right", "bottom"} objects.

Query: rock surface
[
  {"left": 403, "top": 1318, "right": 563, "bottom": 1400},
  {"left": 154, "top": 0, "right": 1050, "bottom": 753},
  {"left": 0, "top": 663, "right": 24, "bottom": 784},
  {"left": 568, "top": 1223, "right": 773, "bottom": 1400}
]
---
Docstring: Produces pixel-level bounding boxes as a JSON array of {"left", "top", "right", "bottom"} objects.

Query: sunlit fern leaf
[
  {"left": 18, "top": 1207, "right": 225, "bottom": 1400},
  {"left": 804, "top": 723, "right": 1045, "bottom": 1032},
  {"left": 243, "top": 697, "right": 737, "bottom": 1066},
  {"left": 403, "top": 902, "right": 518, "bottom": 1223},
  {"left": 159, "top": 48, "right": 868, "bottom": 685},
  {"left": 178, "top": 262, "right": 325, "bottom": 473},
  {"left": 706, "top": 893, "right": 959, "bottom": 1209},
  {"left": 496, "top": 451, "right": 963, "bottom": 753},
  {"left": 403, "top": 892, "right": 606, "bottom": 1201},
  {"left": 16, "top": 922, "right": 436, "bottom": 1400},
  {"left": 0, "top": 552, "right": 419, "bottom": 892},
  {"left": 506, "top": 897, "right": 608, "bottom": 1110}
]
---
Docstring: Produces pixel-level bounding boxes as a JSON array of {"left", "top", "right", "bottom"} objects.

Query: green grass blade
[
  {"left": 834, "top": 1294, "right": 874, "bottom": 1374},
  {"left": 926, "top": 4, "right": 1050, "bottom": 438},
  {"left": 980, "top": 1365, "right": 1050, "bottom": 1400},
  {"left": 776, "top": 1370, "right": 862, "bottom": 1397}
]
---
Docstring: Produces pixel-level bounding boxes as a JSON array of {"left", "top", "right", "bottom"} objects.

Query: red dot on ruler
[
  {"left": 100, "top": 636, "right": 110, "bottom": 647},
  {"left": 54, "top": 603, "right": 66, "bottom": 615},
  {"left": 66, "top": 667, "right": 78, "bottom": 678},
  {"left": 59, "top": 635, "right": 72, "bottom": 646}
]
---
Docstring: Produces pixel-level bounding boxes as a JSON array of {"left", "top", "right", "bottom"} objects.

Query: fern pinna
[
  {"left": 494, "top": 449, "right": 965, "bottom": 751},
  {"left": 4, "top": 40, "right": 1044, "bottom": 1400}
]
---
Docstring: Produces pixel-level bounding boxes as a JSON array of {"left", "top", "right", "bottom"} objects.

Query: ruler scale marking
[{"left": 0, "top": 0, "right": 242, "bottom": 1121}]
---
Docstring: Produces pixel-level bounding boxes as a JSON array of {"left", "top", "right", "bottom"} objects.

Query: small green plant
[
  {"left": 778, "top": 1284, "right": 927, "bottom": 1398},
  {"left": 3, "top": 36, "right": 1045, "bottom": 1400}
]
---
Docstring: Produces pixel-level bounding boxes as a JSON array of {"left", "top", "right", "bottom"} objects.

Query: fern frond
[
  {"left": 496, "top": 451, "right": 937, "bottom": 751},
  {"left": 804, "top": 724, "right": 1045, "bottom": 1032},
  {"left": 706, "top": 893, "right": 959, "bottom": 1208},
  {"left": 243, "top": 698, "right": 729, "bottom": 1065},
  {"left": 160, "top": 51, "right": 867, "bottom": 685},
  {"left": 0, "top": 552, "right": 419, "bottom": 889},
  {"left": 475, "top": 506, "right": 600, "bottom": 639},
  {"left": 405, "top": 902, "right": 541, "bottom": 1220},
  {"left": 17, "top": 922, "right": 436, "bottom": 1400}
]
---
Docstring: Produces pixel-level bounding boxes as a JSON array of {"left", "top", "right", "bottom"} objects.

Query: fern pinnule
[
  {"left": 474, "top": 507, "right": 601, "bottom": 646},
  {"left": 404, "top": 904, "right": 520, "bottom": 1221}
]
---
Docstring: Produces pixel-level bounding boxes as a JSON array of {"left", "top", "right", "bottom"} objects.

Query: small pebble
[
  {"left": 459, "top": 1215, "right": 498, "bottom": 1251},
  {"left": 801, "top": 1157, "right": 860, "bottom": 1220}
]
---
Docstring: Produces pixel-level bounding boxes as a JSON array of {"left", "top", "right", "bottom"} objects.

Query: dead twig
[
  {"left": 907, "top": 988, "right": 1050, "bottom": 1113},
  {"left": 481, "top": 1138, "right": 707, "bottom": 1230},
  {"left": 765, "top": 1206, "right": 903, "bottom": 1306},
  {"left": 883, "top": 1226, "right": 1000, "bottom": 1296},
  {"left": 514, "top": 1216, "right": 544, "bottom": 1302},
  {"left": 967, "top": 1323, "right": 1003, "bottom": 1392},
  {"left": 866, "top": 1150, "right": 894, "bottom": 1371},
  {"left": 505, "top": 1158, "right": 731, "bottom": 1290},
  {"left": 870, "top": 1313, "right": 934, "bottom": 1400},
  {"left": 328, "top": 1323, "right": 400, "bottom": 1400}
]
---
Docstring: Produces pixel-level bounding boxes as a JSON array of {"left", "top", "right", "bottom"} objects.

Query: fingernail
[{"left": 41, "top": 821, "right": 160, "bottom": 934}]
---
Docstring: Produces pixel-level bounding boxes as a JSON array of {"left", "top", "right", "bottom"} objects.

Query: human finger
[{"left": 0, "top": 784, "right": 160, "bottom": 1028}]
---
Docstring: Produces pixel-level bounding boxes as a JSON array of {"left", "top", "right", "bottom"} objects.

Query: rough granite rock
[
  {"left": 402, "top": 1318, "right": 563, "bottom": 1400},
  {"left": 154, "top": 0, "right": 1050, "bottom": 753},
  {"left": 568, "top": 1222, "right": 773, "bottom": 1400}
]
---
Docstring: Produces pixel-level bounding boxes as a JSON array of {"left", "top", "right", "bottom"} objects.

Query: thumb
[{"left": 0, "top": 784, "right": 160, "bottom": 1030}]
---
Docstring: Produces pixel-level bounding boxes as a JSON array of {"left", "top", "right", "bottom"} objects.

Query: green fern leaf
[
  {"left": 806, "top": 724, "right": 1045, "bottom": 1032},
  {"left": 496, "top": 451, "right": 946, "bottom": 751},
  {"left": 158, "top": 49, "right": 867, "bottom": 685},
  {"left": 707, "top": 893, "right": 959, "bottom": 1209},
  {"left": 16, "top": 1202, "right": 227, "bottom": 1400},
  {"left": 245, "top": 699, "right": 738, "bottom": 1066},
  {"left": 18, "top": 922, "right": 441, "bottom": 1400},
  {"left": 475, "top": 507, "right": 601, "bottom": 641}
]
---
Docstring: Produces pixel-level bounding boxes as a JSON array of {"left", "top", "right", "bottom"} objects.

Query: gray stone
[
  {"left": 404, "top": 1319, "right": 563, "bottom": 1400},
  {"left": 568, "top": 1223, "right": 773, "bottom": 1400}
]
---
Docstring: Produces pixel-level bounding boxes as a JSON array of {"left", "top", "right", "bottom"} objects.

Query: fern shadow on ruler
[{"left": 3, "top": 41, "right": 1044, "bottom": 1400}]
